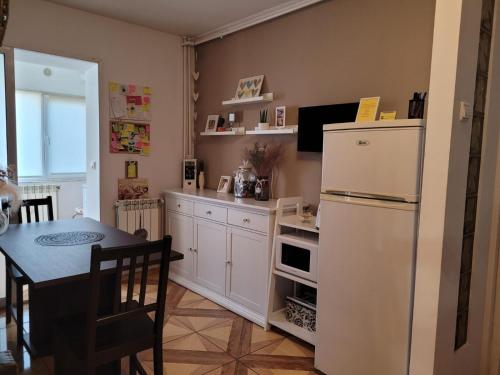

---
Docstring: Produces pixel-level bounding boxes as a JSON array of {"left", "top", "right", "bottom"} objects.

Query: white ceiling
[{"left": 43, "top": 0, "right": 304, "bottom": 38}]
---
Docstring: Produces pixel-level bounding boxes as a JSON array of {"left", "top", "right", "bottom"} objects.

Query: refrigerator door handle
[{"left": 324, "top": 190, "right": 410, "bottom": 203}]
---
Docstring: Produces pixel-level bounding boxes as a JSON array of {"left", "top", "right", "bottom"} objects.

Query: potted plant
[
  {"left": 257, "top": 109, "right": 269, "bottom": 130},
  {"left": 243, "top": 142, "right": 283, "bottom": 201}
]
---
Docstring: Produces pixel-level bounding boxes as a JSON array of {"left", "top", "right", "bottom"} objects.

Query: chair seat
[{"left": 57, "top": 304, "right": 155, "bottom": 366}]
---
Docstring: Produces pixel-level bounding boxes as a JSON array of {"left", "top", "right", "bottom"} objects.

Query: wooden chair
[
  {"left": 54, "top": 235, "right": 172, "bottom": 375},
  {"left": 6, "top": 196, "right": 54, "bottom": 350}
]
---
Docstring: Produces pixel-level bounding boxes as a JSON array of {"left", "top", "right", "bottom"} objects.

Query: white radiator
[
  {"left": 115, "top": 198, "right": 164, "bottom": 241},
  {"left": 19, "top": 184, "right": 60, "bottom": 220}
]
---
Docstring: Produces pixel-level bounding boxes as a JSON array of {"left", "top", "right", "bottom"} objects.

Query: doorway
[{"left": 12, "top": 49, "right": 100, "bottom": 221}]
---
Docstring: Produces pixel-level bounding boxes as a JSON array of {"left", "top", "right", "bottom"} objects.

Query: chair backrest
[
  {"left": 19, "top": 196, "right": 54, "bottom": 223},
  {"left": 86, "top": 235, "right": 172, "bottom": 356}
]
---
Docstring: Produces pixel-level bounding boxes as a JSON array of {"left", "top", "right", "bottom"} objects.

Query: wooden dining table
[{"left": 0, "top": 217, "right": 182, "bottom": 359}]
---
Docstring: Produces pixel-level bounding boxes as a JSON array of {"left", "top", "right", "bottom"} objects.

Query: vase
[
  {"left": 199, "top": 171, "right": 205, "bottom": 190},
  {"left": 234, "top": 165, "right": 255, "bottom": 198},
  {"left": 255, "top": 176, "right": 270, "bottom": 201},
  {"left": 0, "top": 209, "right": 9, "bottom": 235}
]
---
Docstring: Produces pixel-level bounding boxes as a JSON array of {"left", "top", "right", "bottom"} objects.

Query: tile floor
[{"left": 0, "top": 274, "right": 319, "bottom": 375}]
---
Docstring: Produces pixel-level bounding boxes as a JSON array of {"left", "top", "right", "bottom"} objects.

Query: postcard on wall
[
  {"left": 109, "top": 81, "right": 152, "bottom": 121},
  {"left": 234, "top": 75, "right": 264, "bottom": 99},
  {"left": 356, "top": 97, "right": 380, "bottom": 122},
  {"left": 118, "top": 178, "right": 149, "bottom": 200},
  {"left": 110, "top": 120, "right": 151, "bottom": 156}
]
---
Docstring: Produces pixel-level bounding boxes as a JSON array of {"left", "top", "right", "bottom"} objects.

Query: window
[{"left": 15, "top": 90, "right": 86, "bottom": 179}]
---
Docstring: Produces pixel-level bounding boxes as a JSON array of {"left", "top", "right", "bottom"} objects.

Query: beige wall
[
  {"left": 195, "top": 0, "right": 435, "bottom": 206},
  {"left": 5, "top": 0, "right": 184, "bottom": 225}
]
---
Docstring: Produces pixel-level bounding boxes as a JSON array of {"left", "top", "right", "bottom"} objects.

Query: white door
[
  {"left": 194, "top": 218, "right": 227, "bottom": 295},
  {"left": 167, "top": 211, "right": 193, "bottom": 280},
  {"left": 315, "top": 194, "right": 418, "bottom": 375},
  {"left": 226, "top": 227, "right": 268, "bottom": 314},
  {"left": 322, "top": 127, "right": 423, "bottom": 202}
]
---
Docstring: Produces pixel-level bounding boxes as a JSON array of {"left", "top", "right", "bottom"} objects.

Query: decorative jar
[{"left": 234, "top": 163, "right": 255, "bottom": 198}]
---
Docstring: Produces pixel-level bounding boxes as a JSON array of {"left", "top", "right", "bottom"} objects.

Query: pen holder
[{"left": 408, "top": 99, "right": 425, "bottom": 119}]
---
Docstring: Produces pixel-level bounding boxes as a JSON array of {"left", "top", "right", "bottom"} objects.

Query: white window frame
[{"left": 16, "top": 89, "right": 86, "bottom": 183}]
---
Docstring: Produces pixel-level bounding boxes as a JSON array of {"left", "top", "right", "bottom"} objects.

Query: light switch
[
  {"left": 460, "top": 101, "right": 472, "bottom": 121},
  {"left": 90, "top": 160, "right": 97, "bottom": 170}
]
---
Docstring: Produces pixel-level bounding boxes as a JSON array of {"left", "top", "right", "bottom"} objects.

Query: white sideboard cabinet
[{"left": 164, "top": 188, "right": 277, "bottom": 326}]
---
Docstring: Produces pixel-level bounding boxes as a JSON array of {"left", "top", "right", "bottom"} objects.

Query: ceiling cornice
[{"left": 193, "top": 0, "right": 324, "bottom": 45}]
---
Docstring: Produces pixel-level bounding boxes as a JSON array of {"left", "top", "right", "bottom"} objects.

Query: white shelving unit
[
  {"left": 269, "top": 308, "right": 316, "bottom": 345},
  {"left": 266, "top": 197, "right": 318, "bottom": 346},
  {"left": 222, "top": 93, "right": 273, "bottom": 106},
  {"left": 246, "top": 125, "right": 298, "bottom": 135},
  {"left": 200, "top": 127, "right": 245, "bottom": 136}
]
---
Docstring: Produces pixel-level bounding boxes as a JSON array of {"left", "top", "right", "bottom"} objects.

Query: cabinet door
[
  {"left": 227, "top": 227, "right": 269, "bottom": 314},
  {"left": 167, "top": 212, "right": 193, "bottom": 280},
  {"left": 194, "top": 219, "right": 227, "bottom": 296}
]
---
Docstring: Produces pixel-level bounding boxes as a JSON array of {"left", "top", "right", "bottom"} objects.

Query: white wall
[{"left": 4, "top": 0, "right": 184, "bottom": 225}]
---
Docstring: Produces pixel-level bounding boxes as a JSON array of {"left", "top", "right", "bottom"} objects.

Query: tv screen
[{"left": 297, "top": 102, "right": 359, "bottom": 152}]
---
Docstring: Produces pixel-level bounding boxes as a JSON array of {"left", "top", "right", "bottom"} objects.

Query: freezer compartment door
[
  {"left": 322, "top": 127, "right": 424, "bottom": 202},
  {"left": 315, "top": 197, "right": 417, "bottom": 375}
]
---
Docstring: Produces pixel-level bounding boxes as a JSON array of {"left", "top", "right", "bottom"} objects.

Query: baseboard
[{"left": 169, "top": 274, "right": 266, "bottom": 327}]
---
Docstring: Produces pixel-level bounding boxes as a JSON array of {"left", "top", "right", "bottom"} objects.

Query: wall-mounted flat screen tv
[{"left": 297, "top": 102, "right": 359, "bottom": 152}]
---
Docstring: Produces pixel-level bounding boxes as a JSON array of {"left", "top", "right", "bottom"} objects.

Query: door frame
[
  {"left": 1, "top": 46, "right": 16, "bottom": 176},
  {"left": 3, "top": 45, "right": 102, "bottom": 220}
]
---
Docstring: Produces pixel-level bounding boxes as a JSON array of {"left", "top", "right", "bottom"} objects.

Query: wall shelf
[
  {"left": 200, "top": 127, "right": 245, "bottom": 136},
  {"left": 246, "top": 125, "right": 298, "bottom": 135},
  {"left": 222, "top": 93, "right": 274, "bottom": 106}
]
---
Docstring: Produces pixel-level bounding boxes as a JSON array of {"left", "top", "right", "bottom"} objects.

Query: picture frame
[
  {"left": 234, "top": 75, "right": 264, "bottom": 99},
  {"left": 275, "top": 106, "right": 286, "bottom": 128},
  {"left": 217, "top": 176, "right": 233, "bottom": 193},
  {"left": 205, "top": 115, "right": 220, "bottom": 133},
  {"left": 118, "top": 178, "right": 149, "bottom": 200},
  {"left": 125, "top": 161, "right": 138, "bottom": 179}
]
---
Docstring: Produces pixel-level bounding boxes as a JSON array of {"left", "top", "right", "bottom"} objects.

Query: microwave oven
[{"left": 275, "top": 234, "right": 318, "bottom": 282}]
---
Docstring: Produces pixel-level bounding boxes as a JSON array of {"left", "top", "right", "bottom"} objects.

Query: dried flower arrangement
[{"left": 243, "top": 142, "right": 284, "bottom": 177}]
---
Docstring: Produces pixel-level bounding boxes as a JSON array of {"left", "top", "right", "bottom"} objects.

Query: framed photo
[
  {"left": 205, "top": 115, "right": 219, "bottom": 133},
  {"left": 125, "top": 161, "right": 138, "bottom": 179},
  {"left": 275, "top": 106, "right": 286, "bottom": 128},
  {"left": 217, "top": 176, "right": 233, "bottom": 193},
  {"left": 118, "top": 178, "right": 149, "bottom": 200},
  {"left": 234, "top": 75, "right": 264, "bottom": 99}
]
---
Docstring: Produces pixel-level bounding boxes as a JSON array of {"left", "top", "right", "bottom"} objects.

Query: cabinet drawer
[
  {"left": 228, "top": 209, "right": 269, "bottom": 233},
  {"left": 166, "top": 197, "right": 193, "bottom": 216},
  {"left": 194, "top": 202, "right": 227, "bottom": 223}
]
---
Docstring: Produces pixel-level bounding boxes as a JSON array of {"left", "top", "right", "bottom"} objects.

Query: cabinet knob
[
  {"left": 226, "top": 261, "right": 232, "bottom": 265},
  {"left": 188, "top": 247, "right": 193, "bottom": 252},
  {"left": 177, "top": 204, "right": 181, "bottom": 208},
  {"left": 206, "top": 210, "right": 212, "bottom": 215},
  {"left": 243, "top": 218, "right": 250, "bottom": 223},
  {"left": 193, "top": 248, "right": 198, "bottom": 253}
]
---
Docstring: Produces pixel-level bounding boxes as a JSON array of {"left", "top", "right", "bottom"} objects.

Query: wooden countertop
[{"left": 164, "top": 188, "right": 277, "bottom": 213}]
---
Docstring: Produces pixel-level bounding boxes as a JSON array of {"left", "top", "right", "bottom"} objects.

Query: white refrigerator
[{"left": 315, "top": 120, "right": 425, "bottom": 375}]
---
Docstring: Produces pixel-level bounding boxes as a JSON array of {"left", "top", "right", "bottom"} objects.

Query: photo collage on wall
[{"left": 109, "top": 81, "right": 152, "bottom": 200}]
